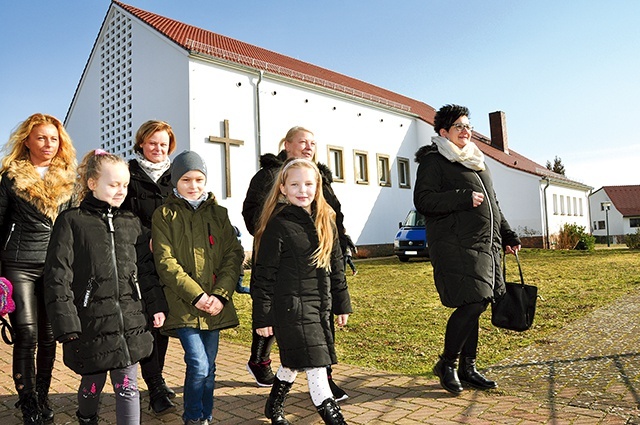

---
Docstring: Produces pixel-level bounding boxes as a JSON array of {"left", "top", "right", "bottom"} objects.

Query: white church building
[{"left": 65, "top": 1, "right": 592, "bottom": 254}]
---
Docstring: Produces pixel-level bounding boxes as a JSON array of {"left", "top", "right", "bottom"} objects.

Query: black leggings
[
  {"left": 4, "top": 262, "right": 56, "bottom": 396},
  {"left": 140, "top": 327, "right": 170, "bottom": 383},
  {"left": 443, "top": 301, "right": 489, "bottom": 360}
]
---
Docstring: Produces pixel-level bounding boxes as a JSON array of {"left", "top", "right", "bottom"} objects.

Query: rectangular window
[
  {"left": 579, "top": 198, "right": 583, "bottom": 216},
  {"left": 598, "top": 220, "right": 606, "bottom": 230},
  {"left": 631, "top": 218, "right": 640, "bottom": 228},
  {"left": 377, "top": 154, "right": 391, "bottom": 187},
  {"left": 354, "top": 150, "right": 369, "bottom": 184},
  {"left": 573, "top": 197, "right": 577, "bottom": 216},
  {"left": 553, "top": 194, "right": 558, "bottom": 215},
  {"left": 560, "top": 195, "right": 565, "bottom": 215},
  {"left": 397, "top": 157, "right": 411, "bottom": 189},
  {"left": 327, "top": 146, "right": 344, "bottom": 182},
  {"left": 566, "top": 196, "right": 571, "bottom": 215}
]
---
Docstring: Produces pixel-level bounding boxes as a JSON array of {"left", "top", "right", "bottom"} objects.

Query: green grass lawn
[{"left": 222, "top": 247, "right": 640, "bottom": 377}]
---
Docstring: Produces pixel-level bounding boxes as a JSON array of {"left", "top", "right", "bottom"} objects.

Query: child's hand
[
  {"left": 256, "top": 327, "right": 273, "bottom": 337},
  {"left": 336, "top": 314, "right": 349, "bottom": 327},
  {"left": 152, "top": 312, "right": 166, "bottom": 328},
  {"left": 194, "top": 294, "right": 211, "bottom": 311},
  {"left": 206, "top": 296, "right": 224, "bottom": 316}
]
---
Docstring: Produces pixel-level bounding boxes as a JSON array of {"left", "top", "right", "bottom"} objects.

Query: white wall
[{"left": 589, "top": 188, "right": 625, "bottom": 236}]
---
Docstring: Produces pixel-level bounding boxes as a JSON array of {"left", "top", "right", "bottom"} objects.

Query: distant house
[
  {"left": 590, "top": 186, "right": 640, "bottom": 243},
  {"left": 64, "top": 1, "right": 592, "bottom": 253}
]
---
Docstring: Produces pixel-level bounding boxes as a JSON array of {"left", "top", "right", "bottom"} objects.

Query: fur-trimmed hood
[
  {"left": 259, "top": 150, "right": 334, "bottom": 184},
  {"left": 414, "top": 144, "right": 439, "bottom": 163},
  {"left": 5, "top": 159, "right": 76, "bottom": 221}
]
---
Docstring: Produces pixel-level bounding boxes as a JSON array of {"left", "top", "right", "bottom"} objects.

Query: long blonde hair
[
  {"left": 254, "top": 158, "right": 336, "bottom": 270},
  {"left": 1, "top": 113, "right": 76, "bottom": 173}
]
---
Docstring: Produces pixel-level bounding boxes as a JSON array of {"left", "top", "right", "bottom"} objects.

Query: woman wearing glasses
[{"left": 413, "top": 104, "right": 521, "bottom": 395}]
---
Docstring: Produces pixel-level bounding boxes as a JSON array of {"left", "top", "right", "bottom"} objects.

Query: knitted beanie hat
[{"left": 171, "top": 150, "right": 207, "bottom": 186}]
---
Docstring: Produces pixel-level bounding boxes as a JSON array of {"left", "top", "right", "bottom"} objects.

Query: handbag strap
[{"left": 502, "top": 251, "right": 525, "bottom": 285}]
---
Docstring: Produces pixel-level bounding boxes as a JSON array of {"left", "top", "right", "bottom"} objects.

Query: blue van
[{"left": 393, "top": 209, "right": 428, "bottom": 262}]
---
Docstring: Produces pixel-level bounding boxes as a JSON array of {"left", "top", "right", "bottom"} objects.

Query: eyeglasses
[{"left": 450, "top": 123, "right": 474, "bottom": 132}]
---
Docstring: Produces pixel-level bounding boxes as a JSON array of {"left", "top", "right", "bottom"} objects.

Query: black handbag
[{"left": 491, "top": 252, "right": 537, "bottom": 332}]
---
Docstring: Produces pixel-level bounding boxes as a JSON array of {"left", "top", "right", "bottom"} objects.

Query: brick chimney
[{"left": 489, "top": 111, "right": 509, "bottom": 154}]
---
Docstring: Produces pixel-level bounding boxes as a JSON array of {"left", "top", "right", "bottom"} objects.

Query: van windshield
[{"left": 404, "top": 210, "right": 426, "bottom": 227}]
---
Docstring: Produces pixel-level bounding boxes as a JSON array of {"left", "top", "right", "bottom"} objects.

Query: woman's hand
[
  {"left": 505, "top": 244, "right": 521, "bottom": 255},
  {"left": 472, "top": 191, "right": 485, "bottom": 207},
  {"left": 152, "top": 312, "right": 166, "bottom": 328},
  {"left": 256, "top": 327, "right": 273, "bottom": 337},
  {"left": 336, "top": 314, "right": 349, "bottom": 327}
]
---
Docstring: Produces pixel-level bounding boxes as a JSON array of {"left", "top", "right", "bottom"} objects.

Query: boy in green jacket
[{"left": 152, "top": 151, "right": 244, "bottom": 425}]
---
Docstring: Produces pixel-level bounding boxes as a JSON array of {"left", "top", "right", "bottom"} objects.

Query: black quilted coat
[
  {"left": 413, "top": 144, "right": 521, "bottom": 308},
  {"left": 44, "top": 194, "right": 157, "bottom": 375},
  {"left": 121, "top": 159, "right": 173, "bottom": 230},
  {"left": 241, "top": 151, "right": 346, "bottom": 250},
  {"left": 251, "top": 204, "right": 352, "bottom": 370}
]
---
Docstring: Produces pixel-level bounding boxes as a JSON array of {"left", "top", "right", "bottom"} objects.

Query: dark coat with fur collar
[
  {"left": 241, "top": 151, "right": 346, "bottom": 249},
  {"left": 413, "top": 144, "right": 520, "bottom": 308},
  {"left": 0, "top": 159, "right": 75, "bottom": 264}
]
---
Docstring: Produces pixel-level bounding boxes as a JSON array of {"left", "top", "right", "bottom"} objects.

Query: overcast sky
[{"left": 1, "top": 1, "right": 638, "bottom": 190}]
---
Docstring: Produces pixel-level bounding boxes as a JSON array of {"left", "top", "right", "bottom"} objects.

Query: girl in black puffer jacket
[
  {"left": 44, "top": 151, "right": 166, "bottom": 425},
  {"left": 252, "top": 159, "right": 352, "bottom": 425}
]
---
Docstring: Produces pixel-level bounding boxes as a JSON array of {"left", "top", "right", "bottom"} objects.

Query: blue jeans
[{"left": 176, "top": 328, "right": 220, "bottom": 422}]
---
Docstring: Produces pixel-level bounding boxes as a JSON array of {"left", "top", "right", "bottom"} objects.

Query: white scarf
[
  {"left": 135, "top": 153, "right": 171, "bottom": 183},
  {"left": 432, "top": 136, "right": 485, "bottom": 171}
]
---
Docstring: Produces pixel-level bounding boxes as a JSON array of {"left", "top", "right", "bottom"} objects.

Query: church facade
[{"left": 65, "top": 1, "right": 592, "bottom": 253}]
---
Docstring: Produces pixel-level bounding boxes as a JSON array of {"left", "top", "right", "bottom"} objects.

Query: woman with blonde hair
[
  {"left": 121, "top": 120, "right": 176, "bottom": 414},
  {"left": 0, "top": 113, "right": 76, "bottom": 424},
  {"left": 252, "top": 158, "right": 352, "bottom": 425}
]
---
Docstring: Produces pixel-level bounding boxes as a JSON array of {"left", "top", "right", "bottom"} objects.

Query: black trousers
[
  {"left": 140, "top": 326, "right": 170, "bottom": 383},
  {"left": 4, "top": 262, "right": 56, "bottom": 396},
  {"left": 443, "top": 301, "right": 489, "bottom": 360}
]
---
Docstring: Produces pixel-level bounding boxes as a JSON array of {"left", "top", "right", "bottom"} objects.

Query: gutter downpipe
[
  {"left": 255, "top": 70, "right": 264, "bottom": 169},
  {"left": 542, "top": 176, "right": 550, "bottom": 249}
]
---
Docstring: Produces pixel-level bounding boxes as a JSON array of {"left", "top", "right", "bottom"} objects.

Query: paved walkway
[{"left": 2, "top": 290, "right": 640, "bottom": 424}]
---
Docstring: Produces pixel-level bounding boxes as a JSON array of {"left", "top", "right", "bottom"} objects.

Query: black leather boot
[
  {"left": 458, "top": 357, "right": 497, "bottom": 390},
  {"left": 264, "top": 377, "right": 292, "bottom": 425},
  {"left": 35, "top": 375, "right": 53, "bottom": 424},
  {"left": 15, "top": 392, "right": 43, "bottom": 425},
  {"left": 160, "top": 377, "right": 176, "bottom": 399},
  {"left": 148, "top": 375, "right": 176, "bottom": 414},
  {"left": 433, "top": 355, "right": 463, "bottom": 394},
  {"left": 248, "top": 332, "right": 276, "bottom": 386},
  {"left": 316, "top": 398, "right": 347, "bottom": 425},
  {"left": 76, "top": 410, "right": 99, "bottom": 425}
]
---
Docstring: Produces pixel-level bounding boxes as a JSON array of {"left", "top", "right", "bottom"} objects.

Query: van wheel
[{"left": 398, "top": 256, "right": 409, "bottom": 262}]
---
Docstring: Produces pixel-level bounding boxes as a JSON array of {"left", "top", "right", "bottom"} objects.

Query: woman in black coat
[
  {"left": 413, "top": 104, "right": 521, "bottom": 395},
  {"left": 242, "top": 126, "right": 348, "bottom": 401},
  {"left": 0, "top": 113, "right": 76, "bottom": 425},
  {"left": 120, "top": 120, "right": 175, "bottom": 414}
]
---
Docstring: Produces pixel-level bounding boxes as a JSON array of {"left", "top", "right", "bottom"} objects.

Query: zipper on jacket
[
  {"left": 473, "top": 173, "right": 496, "bottom": 284},
  {"left": 106, "top": 207, "right": 132, "bottom": 365},
  {"left": 130, "top": 270, "right": 142, "bottom": 301},
  {"left": 82, "top": 278, "right": 97, "bottom": 308},
  {"left": 3, "top": 223, "right": 15, "bottom": 250}
]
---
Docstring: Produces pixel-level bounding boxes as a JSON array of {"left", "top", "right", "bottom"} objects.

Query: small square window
[
  {"left": 327, "top": 146, "right": 344, "bottom": 182},
  {"left": 397, "top": 157, "right": 411, "bottom": 189},
  {"left": 354, "top": 151, "right": 369, "bottom": 184},
  {"left": 377, "top": 154, "right": 391, "bottom": 187}
]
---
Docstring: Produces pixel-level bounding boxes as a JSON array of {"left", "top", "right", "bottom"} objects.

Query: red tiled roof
[
  {"left": 603, "top": 185, "right": 640, "bottom": 216},
  {"left": 112, "top": 1, "right": 587, "bottom": 186}
]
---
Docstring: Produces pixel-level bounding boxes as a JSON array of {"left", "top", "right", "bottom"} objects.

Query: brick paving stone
[{"left": 3, "top": 290, "right": 640, "bottom": 424}]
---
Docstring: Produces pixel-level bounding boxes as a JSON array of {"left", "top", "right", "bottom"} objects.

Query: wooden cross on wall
[{"left": 208, "top": 119, "right": 244, "bottom": 197}]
